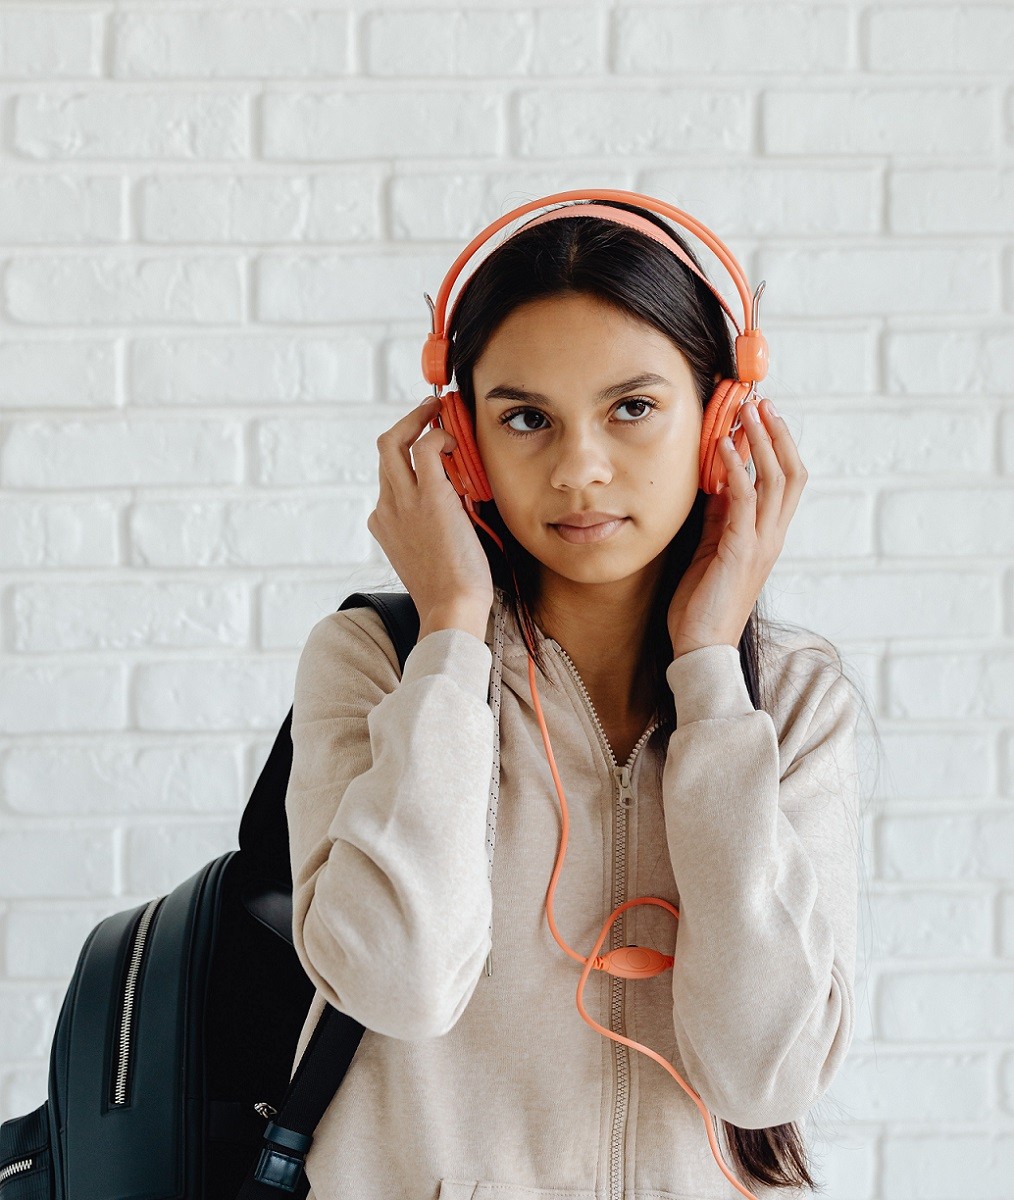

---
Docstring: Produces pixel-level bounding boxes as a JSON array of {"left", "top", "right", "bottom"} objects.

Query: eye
[{"left": 498, "top": 397, "right": 660, "bottom": 439}]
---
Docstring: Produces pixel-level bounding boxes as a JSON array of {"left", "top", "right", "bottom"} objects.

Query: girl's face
[{"left": 471, "top": 291, "right": 707, "bottom": 597}]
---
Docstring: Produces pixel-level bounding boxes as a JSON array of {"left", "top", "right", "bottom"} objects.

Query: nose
[{"left": 547, "top": 430, "right": 615, "bottom": 492}]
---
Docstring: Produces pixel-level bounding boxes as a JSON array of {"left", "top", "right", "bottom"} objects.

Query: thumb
[{"left": 412, "top": 424, "right": 457, "bottom": 487}]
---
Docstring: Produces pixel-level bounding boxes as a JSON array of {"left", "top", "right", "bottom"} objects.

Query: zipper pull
[{"left": 615, "top": 765, "right": 633, "bottom": 808}]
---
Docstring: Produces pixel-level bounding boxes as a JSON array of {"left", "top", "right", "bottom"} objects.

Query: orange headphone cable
[{"left": 466, "top": 516, "right": 761, "bottom": 1200}]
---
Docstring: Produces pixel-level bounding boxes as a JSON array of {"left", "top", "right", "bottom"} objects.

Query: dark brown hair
[{"left": 442, "top": 199, "right": 824, "bottom": 1191}]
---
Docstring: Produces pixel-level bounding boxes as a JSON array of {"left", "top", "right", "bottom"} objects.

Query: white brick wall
[{"left": 0, "top": 3, "right": 1010, "bottom": 1196}]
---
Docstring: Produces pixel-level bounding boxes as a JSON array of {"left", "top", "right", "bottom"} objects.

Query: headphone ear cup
[
  {"left": 432, "top": 390, "right": 493, "bottom": 504},
  {"left": 700, "top": 378, "right": 752, "bottom": 495}
]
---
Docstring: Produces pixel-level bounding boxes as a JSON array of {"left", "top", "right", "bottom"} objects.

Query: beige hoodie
[{"left": 284, "top": 585, "right": 862, "bottom": 1200}]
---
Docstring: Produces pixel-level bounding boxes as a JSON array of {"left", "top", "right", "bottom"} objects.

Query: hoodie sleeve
[
  {"left": 285, "top": 607, "right": 495, "bottom": 1041},
  {"left": 661, "top": 639, "right": 862, "bottom": 1130}
]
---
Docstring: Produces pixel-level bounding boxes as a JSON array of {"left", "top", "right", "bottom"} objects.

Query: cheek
[{"left": 476, "top": 431, "right": 535, "bottom": 503}]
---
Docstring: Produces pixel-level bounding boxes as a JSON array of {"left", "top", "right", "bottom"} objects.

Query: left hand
[{"left": 667, "top": 397, "right": 808, "bottom": 659}]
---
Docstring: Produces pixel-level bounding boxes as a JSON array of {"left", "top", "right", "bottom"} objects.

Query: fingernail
[
  {"left": 765, "top": 398, "right": 780, "bottom": 419},
  {"left": 743, "top": 402, "right": 760, "bottom": 422}
]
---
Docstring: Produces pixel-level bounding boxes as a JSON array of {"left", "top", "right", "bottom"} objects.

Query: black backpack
[{"left": 0, "top": 591, "right": 420, "bottom": 1200}]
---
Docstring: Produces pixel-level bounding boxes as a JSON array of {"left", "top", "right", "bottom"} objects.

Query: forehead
[{"left": 473, "top": 292, "right": 694, "bottom": 384}]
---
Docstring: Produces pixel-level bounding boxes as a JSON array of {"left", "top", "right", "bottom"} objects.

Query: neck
[{"left": 530, "top": 574, "right": 660, "bottom": 723}]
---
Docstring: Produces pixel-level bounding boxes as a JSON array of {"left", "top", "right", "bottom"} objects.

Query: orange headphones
[{"left": 419, "top": 189, "right": 769, "bottom": 1200}]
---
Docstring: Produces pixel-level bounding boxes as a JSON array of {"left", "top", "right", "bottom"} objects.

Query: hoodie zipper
[
  {"left": 110, "top": 895, "right": 166, "bottom": 1106},
  {"left": 549, "top": 640, "right": 658, "bottom": 1200}
]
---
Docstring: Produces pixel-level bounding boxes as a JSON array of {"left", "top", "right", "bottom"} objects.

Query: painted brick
[
  {"left": 615, "top": 5, "right": 851, "bottom": 73},
  {"left": 867, "top": 7, "right": 1014, "bottom": 72},
  {"left": 0, "top": 174, "right": 122, "bottom": 242},
  {"left": 764, "top": 87, "right": 994, "bottom": 156},
  {"left": 134, "top": 657, "right": 296, "bottom": 731},
  {"left": 878, "top": 812, "right": 1014, "bottom": 882},
  {"left": 112, "top": 9, "right": 350, "bottom": 78},
  {"left": 4, "top": 255, "right": 243, "bottom": 325},
  {"left": 882, "top": 1133, "right": 1014, "bottom": 1199},
  {"left": 517, "top": 88, "right": 750, "bottom": 157},
  {"left": 262, "top": 89, "right": 503, "bottom": 159},
  {"left": 1, "top": 419, "right": 243, "bottom": 488},
  {"left": 11, "top": 580, "right": 249, "bottom": 651},
  {"left": 0, "top": 665, "right": 126, "bottom": 734},
  {"left": 888, "top": 652, "right": 1014, "bottom": 720},
  {"left": 128, "top": 334, "right": 374, "bottom": 404},
  {"left": 1, "top": 742, "right": 242, "bottom": 817},
  {"left": 0, "top": 499, "right": 118, "bottom": 568},
  {"left": 14, "top": 90, "right": 250, "bottom": 159},
  {"left": 138, "top": 171, "right": 381, "bottom": 243},
  {"left": 127, "top": 496, "right": 372, "bottom": 566},
  {"left": 0, "top": 339, "right": 116, "bottom": 408}
]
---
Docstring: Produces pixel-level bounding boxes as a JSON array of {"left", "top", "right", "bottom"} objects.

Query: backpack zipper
[
  {"left": 0, "top": 1156, "right": 33, "bottom": 1184},
  {"left": 110, "top": 895, "right": 166, "bottom": 1106},
  {"left": 548, "top": 639, "right": 658, "bottom": 1200}
]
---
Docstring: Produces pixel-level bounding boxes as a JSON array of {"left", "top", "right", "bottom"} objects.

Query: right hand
[{"left": 367, "top": 396, "right": 494, "bottom": 622}]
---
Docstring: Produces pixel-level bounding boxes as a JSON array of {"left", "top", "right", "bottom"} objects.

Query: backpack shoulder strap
[{"left": 236, "top": 591, "right": 420, "bottom": 1197}]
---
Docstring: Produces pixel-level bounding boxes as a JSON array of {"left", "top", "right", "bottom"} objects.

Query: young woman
[{"left": 284, "top": 196, "right": 865, "bottom": 1200}]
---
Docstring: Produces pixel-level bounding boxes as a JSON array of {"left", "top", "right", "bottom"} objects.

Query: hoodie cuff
[
  {"left": 401, "top": 627, "right": 492, "bottom": 701},
  {"left": 665, "top": 643, "right": 755, "bottom": 724}
]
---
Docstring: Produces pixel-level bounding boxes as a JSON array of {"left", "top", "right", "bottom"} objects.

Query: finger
[
  {"left": 411, "top": 423, "right": 458, "bottom": 492},
  {"left": 739, "top": 401, "right": 785, "bottom": 541},
  {"left": 377, "top": 396, "right": 442, "bottom": 492},
  {"left": 759, "top": 398, "right": 808, "bottom": 529},
  {"left": 719, "top": 435, "right": 757, "bottom": 539},
  {"left": 761, "top": 399, "right": 807, "bottom": 480}
]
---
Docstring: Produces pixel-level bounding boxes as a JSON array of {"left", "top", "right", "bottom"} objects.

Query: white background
[{"left": 0, "top": 2, "right": 1012, "bottom": 1197}]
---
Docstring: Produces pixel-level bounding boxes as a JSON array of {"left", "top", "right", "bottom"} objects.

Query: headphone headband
[
  {"left": 488, "top": 201, "right": 743, "bottom": 336},
  {"left": 421, "top": 188, "right": 768, "bottom": 390}
]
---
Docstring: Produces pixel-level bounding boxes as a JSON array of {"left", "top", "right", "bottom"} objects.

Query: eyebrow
[{"left": 483, "top": 372, "right": 674, "bottom": 404}]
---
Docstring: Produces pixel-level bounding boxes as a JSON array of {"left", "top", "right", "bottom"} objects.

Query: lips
[
  {"left": 551, "top": 512, "right": 626, "bottom": 528},
  {"left": 552, "top": 517, "right": 628, "bottom": 544}
]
